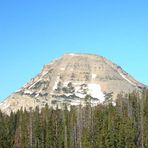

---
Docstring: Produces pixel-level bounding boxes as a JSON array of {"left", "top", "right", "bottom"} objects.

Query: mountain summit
[{"left": 0, "top": 53, "right": 145, "bottom": 114}]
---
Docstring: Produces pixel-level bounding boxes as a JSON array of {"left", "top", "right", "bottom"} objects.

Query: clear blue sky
[{"left": 0, "top": 0, "right": 148, "bottom": 101}]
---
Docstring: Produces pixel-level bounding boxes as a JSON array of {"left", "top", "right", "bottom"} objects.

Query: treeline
[{"left": 0, "top": 90, "right": 148, "bottom": 148}]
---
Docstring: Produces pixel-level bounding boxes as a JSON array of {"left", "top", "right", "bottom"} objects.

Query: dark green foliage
[{"left": 0, "top": 90, "right": 148, "bottom": 148}]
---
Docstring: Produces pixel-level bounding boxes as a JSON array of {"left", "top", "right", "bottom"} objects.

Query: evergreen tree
[{"left": 0, "top": 90, "right": 148, "bottom": 147}]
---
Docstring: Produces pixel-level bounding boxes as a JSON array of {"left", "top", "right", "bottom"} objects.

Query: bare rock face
[{"left": 0, "top": 53, "right": 146, "bottom": 114}]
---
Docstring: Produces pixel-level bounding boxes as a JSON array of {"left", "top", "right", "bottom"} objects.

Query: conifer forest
[{"left": 0, "top": 90, "right": 148, "bottom": 148}]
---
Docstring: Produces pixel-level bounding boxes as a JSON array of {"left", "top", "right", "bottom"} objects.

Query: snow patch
[
  {"left": 60, "top": 67, "right": 65, "bottom": 71},
  {"left": 29, "top": 79, "right": 42, "bottom": 89},
  {"left": 38, "top": 89, "right": 43, "bottom": 93},
  {"left": 112, "top": 102, "right": 116, "bottom": 106},
  {"left": 24, "top": 90, "right": 33, "bottom": 94},
  {"left": 70, "top": 100, "right": 81, "bottom": 106},
  {"left": 53, "top": 76, "right": 60, "bottom": 90},
  {"left": 35, "top": 94, "right": 39, "bottom": 98},
  {"left": 73, "top": 82, "right": 86, "bottom": 85},
  {"left": 63, "top": 81, "right": 70, "bottom": 87},
  {"left": 119, "top": 73, "right": 135, "bottom": 86},
  {"left": 75, "top": 85, "right": 87, "bottom": 98},
  {"left": 15, "top": 89, "right": 22, "bottom": 93},
  {"left": 65, "top": 93, "right": 73, "bottom": 97},
  {"left": 51, "top": 82, "right": 105, "bottom": 106},
  {"left": 87, "top": 84, "right": 105, "bottom": 103},
  {"left": 75, "top": 92, "right": 86, "bottom": 98},
  {"left": 92, "top": 74, "right": 97, "bottom": 80}
]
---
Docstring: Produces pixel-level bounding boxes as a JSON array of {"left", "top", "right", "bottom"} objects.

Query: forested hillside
[{"left": 0, "top": 90, "right": 148, "bottom": 148}]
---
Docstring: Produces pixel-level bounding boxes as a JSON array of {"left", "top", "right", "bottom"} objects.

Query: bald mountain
[{"left": 0, "top": 53, "right": 146, "bottom": 114}]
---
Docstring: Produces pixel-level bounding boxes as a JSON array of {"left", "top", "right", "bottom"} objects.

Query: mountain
[{"left": 0, "top": 53, "right": 146, "bottom": 114}]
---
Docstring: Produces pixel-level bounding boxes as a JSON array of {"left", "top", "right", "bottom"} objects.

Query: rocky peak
[{"left": 0, "top": 53, "right": 146, "bottom": 114}]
